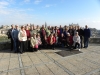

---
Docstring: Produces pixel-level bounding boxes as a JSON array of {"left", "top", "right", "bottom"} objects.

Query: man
[
  {"left": 77, "top": 26, "right": 84, "bottom": 48},
  {"left": 25, "top": 25, "right": 31, "bottom": 51},
  {"left": 40, "top": 25, "right": 47, "bottom": 48},
  {"left": 84, "top": 25, "right": 91, "bottom": 48},
  {"left": 68, "top": 26, "right": 74, "bottom": 36},
  {"left": 7, "top": 24, "right": 15, "bottom": 51},
  {"left": 59, "top": 25, "right": 63, "bottom": 36},
  {"left": 13, "top": 25, "right": 19, "bottom": 53}
]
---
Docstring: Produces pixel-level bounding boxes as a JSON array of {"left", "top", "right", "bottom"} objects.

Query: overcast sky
[{"left": 0, "top": 0, "right": 100, "bottom": 29}]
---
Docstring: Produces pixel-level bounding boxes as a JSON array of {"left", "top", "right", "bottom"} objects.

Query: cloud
[
  {"left": 0, "top": 1, "right": 9, "bottom": 8},
  {"left": 24, "top": 0, "right": 30, "bottom": 3},
  {"left": 34, "top": 0, "right": 42, "bottom": 4},
  {"left": 7, "top": 0, "right": 15, "bottom": 3},
  {"left": 93, "top": 21, "right": 100, "bottom": 23},
  {"left": 45, "top": 4, "right": 56, "bottom": 8},
  {"left": 45, "top": 4, "right": 52, "bottom": 7},
  {"left": 0, "top": 8, "right": 36, "bottom": 25}
]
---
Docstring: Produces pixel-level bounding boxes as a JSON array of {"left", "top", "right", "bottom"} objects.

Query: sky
[{"left": 0, "top": 0, "right": 100, "bottom": 29}]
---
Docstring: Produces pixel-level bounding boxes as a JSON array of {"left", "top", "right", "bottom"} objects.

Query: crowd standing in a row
[{"left": 7, "top": 24, "right": 91, "bottom": 54}]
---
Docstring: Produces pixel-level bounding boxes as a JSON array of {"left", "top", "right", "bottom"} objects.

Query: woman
[
  {"left": 54, "top": 33, "right": 59, "bottom": 47},
  {"left": 36, "top": 33, "right": 42, "bottom": 50},
  {"left": 73, "top": 32, "right": 80, "bottom": 51},
  {"left": 47, "top": 34, "right": 56, "bottom": 50},
  {"left": 30, "top": 33, "right": 38, "bottom": 52},
  {"left": 18, "top": 26, "right": 27, "bottom": 54},
  {"left": 66, "top": 33, "right": 73, "bottom": 49}
]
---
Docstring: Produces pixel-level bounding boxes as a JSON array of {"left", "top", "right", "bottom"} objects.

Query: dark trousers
[
  {"left": 38, "top": 45, "right": 42, "bottom": 50},
  {"left": 20, "top": 41, "right": 27, "bottom": 53},
  {"left": 80, "top": 36, "right": 83, "bottom": 48},
  {"left": 84, "top": 37, "right": 89, "bottom": 48},
  {"left": 66, "top": 42, "right": 73, "bottom": 49},
  {"left": 26, "top": 40, "right": 30, "bottom": 51},
  {"left": 75, "top": 42, "right": 80, "bottom": 49},
  {"left": 31, "top": 47, "right": 38, "bottom": 52},
  {"left": 42, "top": 39, "right": 47, "bottom": 48},
  {"left": 13, "top": 38, "right": 19, "bottom": 52},
  {"left": 61, "top": 41, "right": 66, "bottom": 47},
  {"left": 11, "top": 38, "right": 14, "bottom": 51},
  {"left": 48, "top": 43, "right": 55, "bottom": 49}
]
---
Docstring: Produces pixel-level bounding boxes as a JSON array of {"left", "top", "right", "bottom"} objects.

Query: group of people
[{"left": 7, "top": 24, "right": 91, "bottom": 54}]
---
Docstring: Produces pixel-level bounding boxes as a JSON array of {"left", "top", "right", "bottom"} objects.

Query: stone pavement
[{"left": 0, "top": 44, "right": 100, "bottom": 75}]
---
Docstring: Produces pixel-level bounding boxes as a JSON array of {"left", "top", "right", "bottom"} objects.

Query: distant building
[
  {"left": 45, "top": 22, "right": 47, "bottom": 28},
  {"left": 69, "top": 23, "right": 79, "bottom": 26}
]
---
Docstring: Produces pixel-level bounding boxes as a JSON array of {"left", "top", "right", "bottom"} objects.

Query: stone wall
[
  {"left": 0, "top": 38, "right": 100, "bottom": 50},
  {"left": 89, "top": 37, "right": 100, "bottom": 44},
  {"left": 0, "top": 42, "right": 11, "bottom": 50}
]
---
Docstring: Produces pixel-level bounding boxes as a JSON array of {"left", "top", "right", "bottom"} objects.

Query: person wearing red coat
[
  {"left": 55, "top": 26, "right": 60, "bottom": 37},
  {"left": 66, "top": 33, "right": 73, "bottom": 49},
  {"left": 25, "top": 26, "right": 31, "bottom": 51},
  {"left": 47, "top": 34, "right": 56, "bottom": 50}
]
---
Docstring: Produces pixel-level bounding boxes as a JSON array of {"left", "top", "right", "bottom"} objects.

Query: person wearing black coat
[
  {"left": 7, "top": 25, "right": 15, "bottom": 51},
  {"left": 68, "top": 26, "right": 74, "bottom": 36},
  {"left": 58, "top": 33, "right": 66, "bottom": 47},
  {"left": 83, "top": 25, "right": 91, "bottom": 48},
  {"left": 77, "top": 26, "right": 84, "bottom": 48}
]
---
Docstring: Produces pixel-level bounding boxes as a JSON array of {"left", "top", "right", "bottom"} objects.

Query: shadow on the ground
[
  {"left": 0, "top": 49, "right": 13, "bottom": 53},
  {"left": 0, "top": 47, "right": 82, "bottom": 55},
  {"left": 55, "top": 50, "right": 83, "bottom": 57}
]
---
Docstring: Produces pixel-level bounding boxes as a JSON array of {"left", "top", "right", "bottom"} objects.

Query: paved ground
[{"left": 0, "top": 44, "right": 100, "bottom": 75}]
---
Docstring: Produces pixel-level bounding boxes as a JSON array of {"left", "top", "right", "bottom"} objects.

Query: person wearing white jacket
[
  {"left": 30, "top": 33, "right": 38, "bottom": 52},
  {"left": 73, "top": 32, "right": 81, "bottom": 51},
  {"left": 18, "top": 26, "right": 27, "bottom": 54}
]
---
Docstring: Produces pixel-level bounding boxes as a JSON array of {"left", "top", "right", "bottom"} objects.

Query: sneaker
[{"left": 78, "top": 49, "right": 80, "bottom": 51}]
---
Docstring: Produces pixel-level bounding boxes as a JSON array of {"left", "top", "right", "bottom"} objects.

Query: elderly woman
[
  {"left": 47, "top": 33, "right": 56, "bottom": 50},
  {"left": 73, "top": 32, "right": 80, "bottom": 51},
  {"left": 36, "top": 33, "right": 42, "bottom": 50},
  {"left": 18, "top": 26, "right": 27, "bottom": 54},
  {"left": 30, "top": 33, "right": 38, "bottom": 52},
  {"left": 66, "top": 33, "right": 73, "bottom": 49}
]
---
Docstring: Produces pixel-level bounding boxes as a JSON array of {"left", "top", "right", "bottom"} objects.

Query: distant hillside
[
  {"left": 0, "top": 25, "right": 100, "bottom": 37},
  {"left": 90, "top": 28, "right": 100, "bottom": 37}
]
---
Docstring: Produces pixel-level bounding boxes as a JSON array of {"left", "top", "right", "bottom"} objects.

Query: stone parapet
[
  {"left": 0, "top": 42, "right": 11, "bottom": 50},
  {"left": 0, "top": 38, "right": 100, "bottom": 50},
  {"left": 89, "top": 37, "right": 100, "bottom": 44}
]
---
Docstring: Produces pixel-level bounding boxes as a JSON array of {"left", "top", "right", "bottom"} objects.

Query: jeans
[
  {"left": 84, "top": 37, "right": 89, "bottom": 48},
  {"left": 13, "top": 38, "right": 19, "bottom": 52}
]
